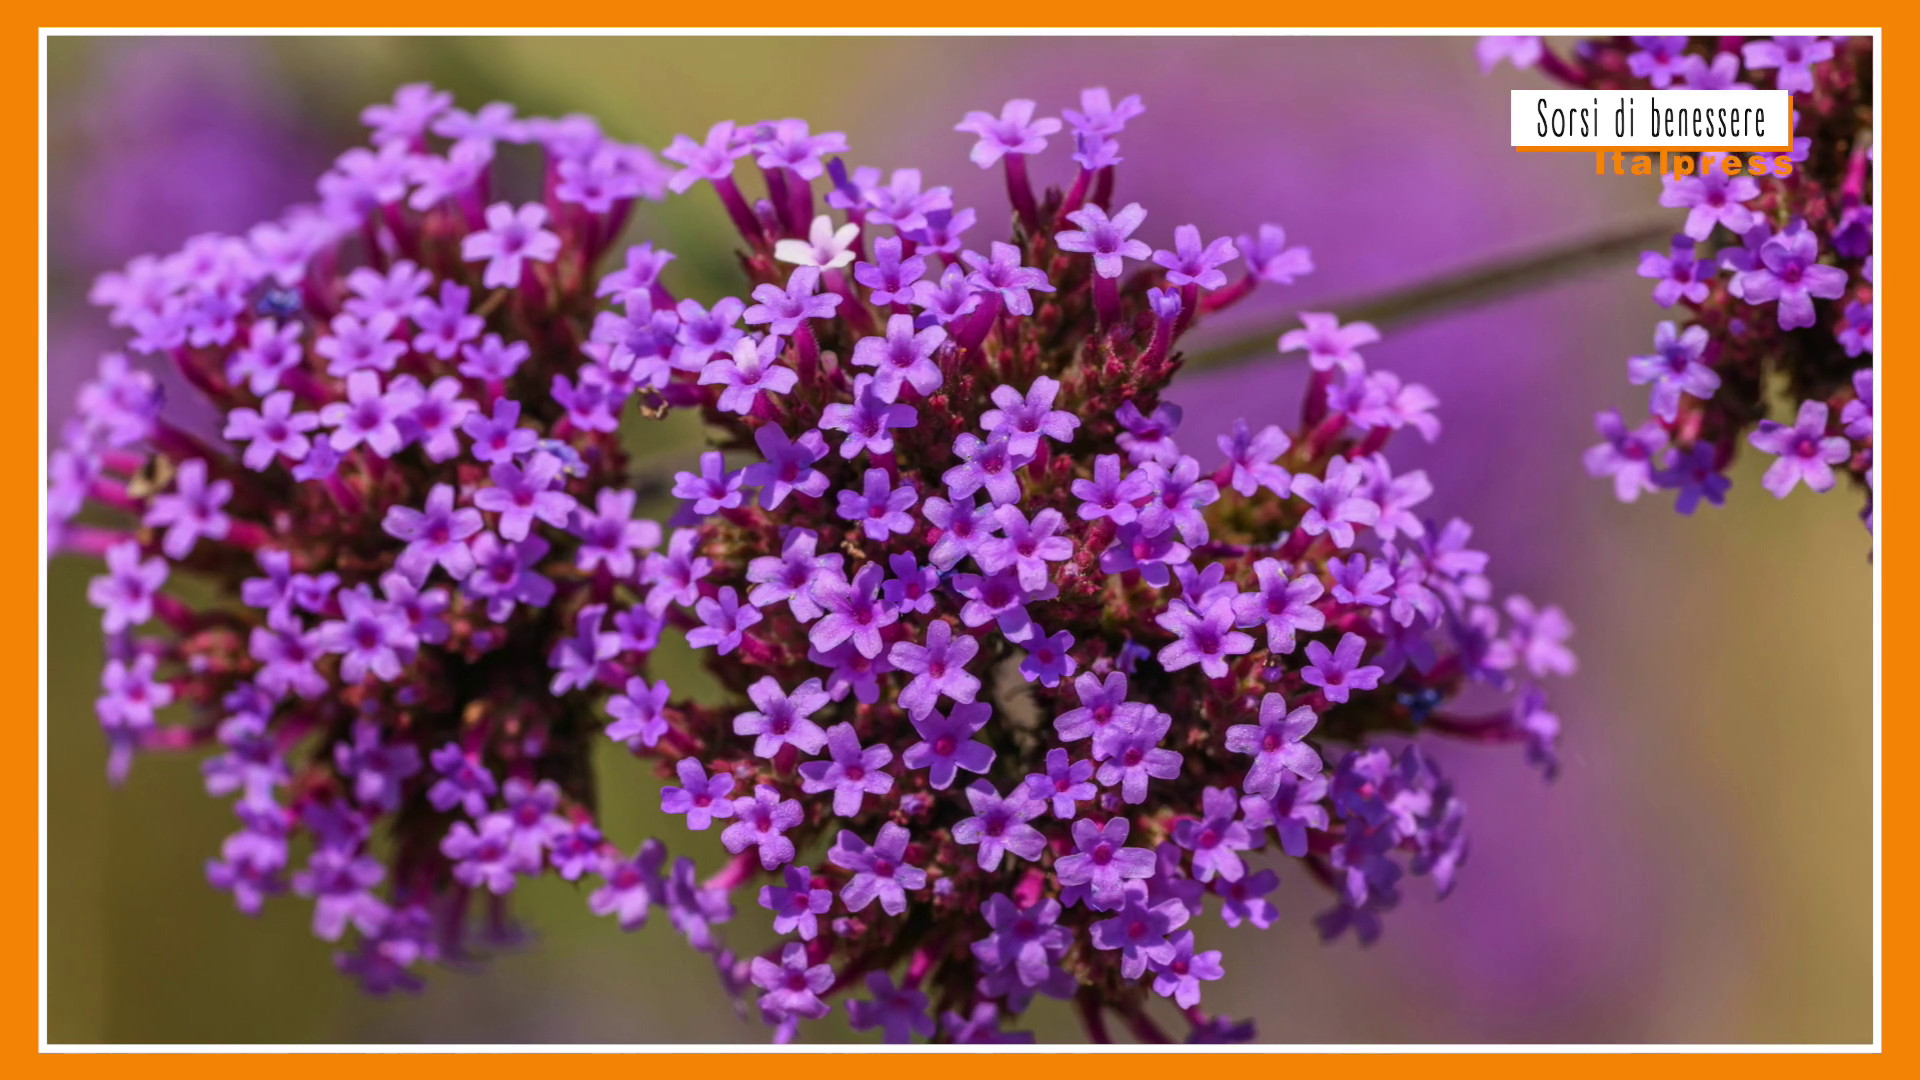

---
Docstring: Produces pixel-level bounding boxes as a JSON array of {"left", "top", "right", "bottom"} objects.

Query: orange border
[{"left": 15, "top": 8, "right": 1902, "bottom": 1068}]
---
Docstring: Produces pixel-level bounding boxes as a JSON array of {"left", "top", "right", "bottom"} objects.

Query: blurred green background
[{"left": 45, "top": 35, "right": 1872, "bottom": 1044}]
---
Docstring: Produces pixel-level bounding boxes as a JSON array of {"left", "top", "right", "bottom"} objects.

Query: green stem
[{"left": 1182, "top": 217, "right": 1676, "bottom": 373}]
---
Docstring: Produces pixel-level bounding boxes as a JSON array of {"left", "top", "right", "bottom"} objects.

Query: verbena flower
[
  {"left": 51, "top": 81, "right": 1574, "bottom": 1044},
  {"left": 1484, "top": 35, "right": 1873, "bottom": 533}
]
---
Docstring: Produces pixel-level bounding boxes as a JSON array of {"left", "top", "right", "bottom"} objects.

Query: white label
[{"left": 1510, "top": 89, "right": 1794, "bottom": 149}]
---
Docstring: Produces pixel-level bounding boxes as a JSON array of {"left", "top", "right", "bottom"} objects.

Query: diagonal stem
[{"left": 1182, "top": 216, "right": 1676, "bottom": 373}]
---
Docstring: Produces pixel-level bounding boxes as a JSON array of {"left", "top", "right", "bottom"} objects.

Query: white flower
[{"left": 774, "top": 215, "right": 860, "bottom": 270}]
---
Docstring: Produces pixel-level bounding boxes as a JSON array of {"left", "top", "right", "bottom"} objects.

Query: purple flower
[
  {"left": 759, "top": 865, "right": 833, "bottom": 941},
  {"left": 1840, "top": 302, "right": 1873, "bottom": 359},
  {"left": 427, "top": 743, "right": 497, "bottom": 817},
  {"left": 672, "top": 450, "right": 745, "bottom": 517},
  {"left": 1660, "top": 168, "right": 1760, "bottom": 241},
  {"left": 744, "top": 266, "right": 841, "bottom": 337},
  {"left": 320, "top": 369, "right": 417, "bottom": 457},
  {"left": 952, "top": 566, "right": 1051, "bottom": 643},
  {"left": 798, "top": 722, "right": 895, "bottom": 817},
  {"left": 382, "top": 483, "right": 482, "bottom": 583},
  {"left": 1216, "top": 420, "right": 1291, "bottom": 498},
  {"left": 1023, "top": 748, "right": 1098, "bottom": 819},
  {"left": 972, "top": 893, "right": 1075, "bottom": 997},
  {"left": 829, "top": 822, "right": 927, "bottom": 915},
  {"left": 847, "top": 972, "right": 934, "bottom": 1044},
  {"left": 465, "top": 533, "right": 553, "bottom": 622},
  {"left": 1656, "top": 443, "right": 1734, "bottom": 515},
  {"left": 880, "top": 553, "right": 940, "bottom": 616},
  {"left": 459, "top": 398, "right": 537, "bottom": 464},
  {"left": 746, "top": 528, "right": 842, "bottom": 622},
  {"left": 1291, "top": 457, "right": 1382, "bottom": 549},
  {"left": 1148, "top": 930, "right": 1225, "bottom": 1008},
  {"left": 83, "top": 541, "right": 164, "bottom": 634},
  {"left": 819, "top": 375, "right": 918, "bottom": 459},
  {"left": 1214, "top": 868, "right": 1281, "bottom": 929},
  {"left": 743, "top": 424, "right": 830, "bottom": 509},
  {"left": 440, "top": 816, "right": 521, "bottom": 895},
  {"left": 889, "top": 619, "right": 981, "bottom": 717},
  {"left": 410, "top": 281, "right": 483, "bottom": 359},
  {"left": 720, "top": 785, "right": 803, "bottom": 870},
  {"left": 734, "top": 676, "right": 831, "bottom": 759},
  {"left": 473, "top": 452, "right": 576, "bottom": 542},
  {"left": 1225, "top": 692, "right": 1323, "bottom": 797},
  {"left": 462, "top": 202, "right": 560, "bottom": 287},
  {"left": 1053, "top": 670, "right": 1151, "bottom": 757},
  {"left": 980, "top": 376, "right": 1079, "bottom": 457},
  {"left": 954, "top": 99, "right": 1061, "bottom": 168},
  {"left": 1279, "top": 312, "right": 1378, "bottom": 374},
  {"left": 1504, "top": 596, "right": 1578, "bottom": 678},
  {"left": 1477, "top": 35, "right": 1543, "bottom": 71},
  {"left": 1155, "top": 595, "right": 1253, "bottom": 678},
  {"left": 688, "top": 586, "right": 762, "bottom": 654},
  {"left": 1739, "top": 224, "right": 1849, "bottom": 330},
  {"left": 1153, "top": 225, "right": 1238, "bottom": 290},
  {"left": 1743, "top": 35, "right": 1834, "bottom": 94},
  {"left": 1242, "top": 773, "right": 1330, "bottom": 857},
  {"left": 944, "top": 433, "right": 1031, "bottom": 507},
  {"left": 1088, "top": 884, "right": 1189, "bottom": 977},
  {"left": 639, "top": 528, "right": 711, "bottom": 614},
  {"left": 295, "top": 845, "right": 388, "bottom": 940},
  {"left": 1301, "top": 632, "right": 1386, "bottom": 704},
  {"left": 1237, "top": 223, "right": 1314, "bottom": 285},
  {"left": 1138, "top": 456, "right": 1220, "bottom": 545},
  {"left": 910, "top": 260, "right": 982, "bottom": 326},
  {"left": 922, "top": 495, "right": 996, "bottom": 571},
  {"left": 1056, "top": 203, "right": 1150, "bottom": 279},
  {"left": 589, "top": 839, "right": 666, "bottom": 930},
  {"left": 1628, "top": 321, "right": 1721, "bottom": 422},
  {"left": 961, "top": 241, "right": 1054, "bottom": 316},
  {"left": 1843, "top": 369, "right": 1873, "bottom": 440},
  {"left": 316, "top": 311, "right": 407, "bottom": 377},
  {"left": 1019, "top": 629, "right": 1079, "bottom": 688},
  {"left": 143, "top": 458, "right": 232, "bottom": 558},
  {"left": 700, "top": 334, "right": 797, "bottom": 415},
  {"left": 1627, "top": 35, "right": 1691, "bottom": 87},
  {"left": 1638, "top": 235, "right": 1714, "bottom": 307},
  {"left": 850, "top": 313, "right": 947, "bottom": 402},
  {"left": 660, "top": 758, "right": 737, "bottom": 830},
  {"left": 853, "top": 235, "right": 929, "bottom": 306},
  {"left": 836, "top": 468, "right": 918, "bottom": 541},
  {"left": 318, "top": 585, "right": 416, "bottom": 683},
  {"left": 662, "top": 121, "right": 748, "bottom": 193},
  {"left": 951, "top": 781, "right": 1047, "bottom": 872},
  {"left": 1584, "top": 409, "right": 1670, "bottom": 502},
  {"left": 225, "top": 319, "right": 305, "bottom": 395},
  {"left": 751, "top": 941, "right": 834, "bottom": 1023},
  {"left": 1171, "top": 786, "right": 1253, "bottom": 883},
  {"left": 809, "top": 562, "right": 897, "bottom": 660},
  {"left": 1062, "top": 86, "right": 1144, "bottom": 139},
  {"left": 399, "top": 376, "right": 475, "bottom": 462},
  {"left": 1072, "top": 453, "right": 1152, "bottom": 524},
  {"left": 976, "top": 505, "right": 1070, "bottom": 591},
  {"left": 903, "top": 701, "right": 995, "bottom": 789},
  {"left": 224, "top": 391, "right": 318, "bottom": 470},
  {"left": 1095, "top": 709, "right": 1182, "bottom": 804},
  {"left": 1750, "top": 400, "right": 1852, "bottom": 497}
]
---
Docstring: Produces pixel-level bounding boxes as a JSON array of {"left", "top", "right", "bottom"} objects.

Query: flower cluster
[
  {"left": 1484, "top": 36, "right": 1873, "bottom": 533},
  {"left": 52, "top": 82, "right": 1572, "bottom": 1042}
]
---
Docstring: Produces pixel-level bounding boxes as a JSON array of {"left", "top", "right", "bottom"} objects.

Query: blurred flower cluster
[
  {"left": 1483, "top": 35, "right": 1874, "bottom": 532},
  {"left": 51, "top": 80, "right": 1573, "bottom": 1042}
]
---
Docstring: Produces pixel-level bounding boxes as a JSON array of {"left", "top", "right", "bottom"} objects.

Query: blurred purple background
[{"left": 45, "top": 35, "right": 1871, "bottom": 1043}]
